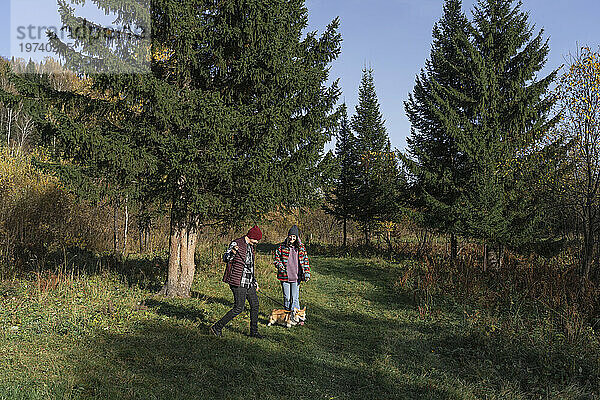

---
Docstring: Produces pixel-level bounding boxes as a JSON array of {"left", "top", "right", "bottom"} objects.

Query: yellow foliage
[
  {"left": 152, "top": 46, "right": 175, "bottom": 63},
  {"left": 0, "top": 148, "right": 112, "bottom": 264}
]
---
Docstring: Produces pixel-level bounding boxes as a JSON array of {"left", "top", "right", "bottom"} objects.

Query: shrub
[{"left": 0, "top": 148, "right": 111, "bottom": 274}]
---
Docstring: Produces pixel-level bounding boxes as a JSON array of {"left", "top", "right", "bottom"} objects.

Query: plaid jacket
[
  {"left": 222, "top": 237, "right": 256, "bottom": 288},
  {"left": 273, "top": 240, "right": 310, "bottom": 282}
]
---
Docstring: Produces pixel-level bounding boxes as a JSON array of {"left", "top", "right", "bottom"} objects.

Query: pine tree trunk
[
  {"left": 498, "top": 244, "right": 504, "bottom": 269},
  {"left": 450, "top": 233, "right": 457, "bottom": 261},
  {"left": 386, "top": 229, "right": 392, "bottom": 254},
  {"left": 113, "top": 202, "right": 119, "bottom": 254},
  {"left": 343, "top": 217, "right": 347, "bottom": 248},
  {"left": 582, "top": 215, "right": 593, "bottom": 280},
  {"left": 139, "top": 228, "right": 143, "bottom": 254},
  {"left": 483, "top": 242, "right": 488, "bottom": 273},
  {"left": 147, "top": 228, "right": 152, "bottom": 253},
  {"left": 122, "top": 195, "right": 129, "bottom": 256},
  {"left": 159, "top": 218, "right": 198, "bottom": 298},
  {"left": 139, "top": 219, "right": 150, "bottom": 254}
]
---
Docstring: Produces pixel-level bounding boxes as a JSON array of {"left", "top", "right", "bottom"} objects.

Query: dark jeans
[{"left": 213, "top": 284, "right": 259, "bottom": 334}]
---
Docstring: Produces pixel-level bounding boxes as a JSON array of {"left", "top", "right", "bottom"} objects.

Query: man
[{"left": 210, "top": 225, "right": 264, "bottom": 338}]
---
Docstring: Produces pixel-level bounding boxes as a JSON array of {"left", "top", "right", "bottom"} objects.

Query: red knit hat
[{"left": 247, "top": 225, "right": 262, "bottom": 241}]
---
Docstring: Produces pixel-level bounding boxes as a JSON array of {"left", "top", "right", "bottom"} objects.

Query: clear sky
[
  {"left": 3, "top": 0, "right": 600, "bottom": 151},
  {"left": 305, "top": 0, "right": 600, "bottom": 151},
  {"left": 0, "top": 0, "right": 9, "bottom": 58}
]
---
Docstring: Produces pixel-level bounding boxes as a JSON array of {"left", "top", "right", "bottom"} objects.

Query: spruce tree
[
  {"left": 406, "top": 0, "right": 561, "bottom": 264},
  {"left": 27, "top": 0, "right": 341, "bottom": 297},
  {"left": 436, "top": 0, "right": 559, "bottom": 262},
  {"left": 464, "top": 0, "right": 558, "bottom": 256},
  {"left": 351, "top": 68, "right": 399, "bottom": 244},
  {"left": 324, "top": 104, "right": 358, "bottom": 247},
  {"left": 404, "top": 0, "right": 472, "bottom": 260}
]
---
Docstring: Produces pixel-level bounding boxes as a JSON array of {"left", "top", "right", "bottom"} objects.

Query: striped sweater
[{"left": 273, "top": 240, "right": 310, "bottom": 282}]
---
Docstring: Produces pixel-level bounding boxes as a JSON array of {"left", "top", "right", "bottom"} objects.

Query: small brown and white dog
[{"left": 267, "top": 307, "right": 306, "bottom": 328}]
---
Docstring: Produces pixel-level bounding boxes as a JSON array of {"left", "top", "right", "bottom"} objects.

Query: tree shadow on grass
[
  {"left": 143, "top": 299, "right": 210, "bottom": 325},
  {"left": 306, "top": 304, "right": 597, "bottom": 398},
  {"left": 67, "top": 319, "right": 456, "bottom": 400},
  {"left": 144, "top": 292, "right": 274, "bottom": 337},
  {"left": 189, "top": 291, "right": 231, "bottom": 307},
  {"left": 429, "top": 329, "right": 600, "bottom": 397}
]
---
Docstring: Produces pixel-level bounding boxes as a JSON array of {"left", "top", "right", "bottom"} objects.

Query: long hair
[{"left": 285, "top": 236, "right": 300, "bottom": 248}]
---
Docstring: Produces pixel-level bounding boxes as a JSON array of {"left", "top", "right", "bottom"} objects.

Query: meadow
[{"left": 1, "top": 246, "right": 598, "bottom": 400}]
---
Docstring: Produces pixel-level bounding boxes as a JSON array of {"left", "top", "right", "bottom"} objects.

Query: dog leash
[{"left": 257, "top": 287, "right": 286, "bottom": 308}]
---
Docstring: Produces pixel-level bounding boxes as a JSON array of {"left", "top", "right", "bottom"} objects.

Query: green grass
[{"left": 0, "top": 254, "right": 599, "bottom": 399}]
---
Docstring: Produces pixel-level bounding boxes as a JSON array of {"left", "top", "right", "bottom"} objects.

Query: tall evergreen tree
[
  {"left": 26, "top": 0, "right": 341, "bottom": 297},
  {"left": 404, "top": 0, "right": 472, "bottom": 260},
  {"left": 324, "top": 104, "right": 357, "bottom": 247},
  {"left": 352, "top": 69, "right": 388, "bottom": 154},
  {"left": 463, "top": 0, "right": 559, "bottom": 256},
  {"left": 438, "top": 0, "right": 559, "bottom": 262},
  {"left": 351, "top": 68, "right": 399, "bottom": 244},
  {"left": 406, "top": 0, "right": 561, "bottom": 264}
]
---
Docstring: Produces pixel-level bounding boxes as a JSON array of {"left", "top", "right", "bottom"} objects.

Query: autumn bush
[
  {"left": 0, "top": 148, "right": 113, "bottom": 275},
  {"left": 402, "top": 241, "right": 600, "bottom": 345}
]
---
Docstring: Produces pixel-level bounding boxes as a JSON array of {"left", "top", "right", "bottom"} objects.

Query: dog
[{"left": 267, "top": 307, "right": 306, "bottom": 328}]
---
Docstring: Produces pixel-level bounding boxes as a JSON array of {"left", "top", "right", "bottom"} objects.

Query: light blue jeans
[{"left": 281, "top": 281, "right": 300, "bottom": 311}]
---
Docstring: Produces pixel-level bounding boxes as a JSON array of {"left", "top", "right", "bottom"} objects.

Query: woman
[
  {"left": 210, "top": 225, "right": 264, "bottom": 338},
  {"left": 273, "top": 225, "right": 310, "bottom": 312}
]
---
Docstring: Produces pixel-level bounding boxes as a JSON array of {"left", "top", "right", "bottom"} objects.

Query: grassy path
[{"left": 0, "top": 255, "right": 598, "bottom": 399}]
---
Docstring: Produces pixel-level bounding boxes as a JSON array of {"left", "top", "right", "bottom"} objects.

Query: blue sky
[
  {"left": 3, "top": 0, "right": 600, "bottom": 151},
  {"left": 0, "top": 0, "right": 9, "bottom": 58},
  {"left": 306, "top": 0, "right": 600, "bottom": 150}
]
